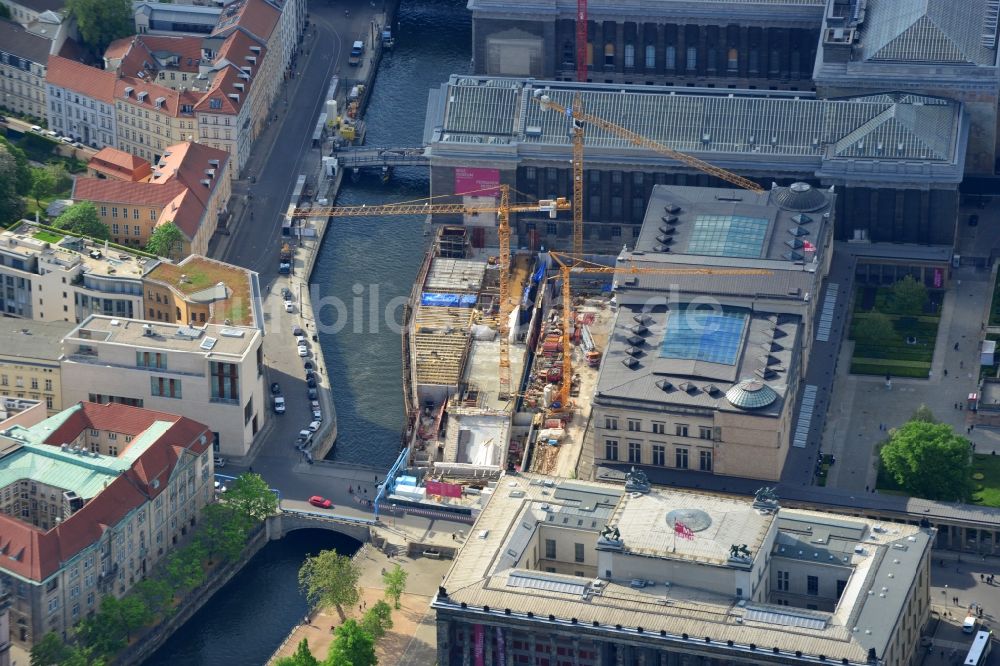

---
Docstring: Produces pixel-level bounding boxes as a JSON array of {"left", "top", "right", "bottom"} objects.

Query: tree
[
  {"left": 30, "top": 165, "right": 57, "bottom": 207},
  {"left": 164, "top": 542, "right": 206, "bottom": 592},
  {"left": 99, "top": 593, "right": 153, "bottom": 644},
  {"left": 360, "top": 599, "right": 393, "bottom": 640},
  {"left": 134, "top": 578, "right": 175, "bottom": 619},
  {"left": 54, "top": 202, "right": 109, "bottom": 240},
  {"left": 382, "top": 564, "right": 408, "bottom": 610},
  {"left": 274, "top": 638, "right": 319, "bottom": 666},
  {"left": 197, "top": 502, "right": 250, "bottom": 564},
  {"left": 854, "top": 311, "right": 896, "bottom": 346},
  {"left": 66, "top": 0, "right": 134, "bottom": 56},
  {"left": 0, "top": 144, "right": 26, "bottom": 225},
  {"left": 298, "top": 550, "right": 360, "bottom": 621},
  {"left": 911, "top": 404, "right": 936, "bottom": 423},
  {"left": 226, "top": 473, "right": 278, "bottom": 522},
  {"left": 76, "top": 613, "right": 125, "bottom": 658},
  {"left": 0, "top": 3, "right": 10, "bottom": 19},
  {"left": 30, "top": 632, "right": 72, "bottom": 666},
  {"left": 880, "top": 421, "right": 972, "bottom": 501},
  {"left": 890, "top": 275, "right": 928, "bottom": 315},
  {"left": 0, "top": 136, "right": 30, "bottom": 191},
  {"left": 60, "top": 645, "right": 107, "bottom": 666},
  {"left": 324, "top": 620, "right": 376, "bottom": 666},
  {"left": 145, "top": 221, "right": 184, "bottom": 259}
]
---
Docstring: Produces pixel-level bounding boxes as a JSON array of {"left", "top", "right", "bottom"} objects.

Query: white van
[{"left": 963, "top": 615, "right": 978, "bottom": 634}]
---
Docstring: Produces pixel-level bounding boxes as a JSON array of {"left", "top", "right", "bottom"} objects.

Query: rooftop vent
[
  {"left": 661, "top": 215, "right": 679, "bottom": 225},
  {"left": 626, "top": 335, "right": 644, "bottom": 346},
  {"left": 632, "top": 314, "right": 653, "bottom": 326},
  {"left": 630, "top": 325, "right": 648, "bottom": 336},
  {"left": 624, "top": 346, "right": 642, "bottom": 357},
  {"left": 664, "top": 204, "right": 681, "bottom": 215},
  {"left": 622, "top": 357, "right": 638, "bottom": 369}
]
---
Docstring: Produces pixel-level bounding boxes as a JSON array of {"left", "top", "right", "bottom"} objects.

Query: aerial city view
[{"left": 2, "top": 0, "right": 1000, "bottom": 664}]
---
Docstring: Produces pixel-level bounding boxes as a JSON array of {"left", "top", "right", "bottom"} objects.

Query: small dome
[
  {"left": 726, "top": 379, "right": 778, "bottom": 410},
  {"left": 771, "top": 182, "right": 828, "bottom": 212},
  {"left": 666, "top": 508, "right": 712, "bottom": 532}
]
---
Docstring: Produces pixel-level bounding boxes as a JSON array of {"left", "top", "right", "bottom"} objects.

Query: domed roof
[
  {"left": 726, "top": 379, "right": 778, "bottom": 410},
  {"left": 666, "top": 508, "right": 712, "bottom": 532},
  {"left": 771, "top": 182, "right": 828, "bottom": 212}
]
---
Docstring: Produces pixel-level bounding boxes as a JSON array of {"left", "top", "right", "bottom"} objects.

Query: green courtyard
[
  {"left": 878, "top": 453, "right": 1000, "bottom": 507},
  {"left": 849, "top": 281, "right": 942, "bottom": 379}
]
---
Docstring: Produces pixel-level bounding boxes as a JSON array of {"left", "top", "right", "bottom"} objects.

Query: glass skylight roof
[
  {"left": 659, "top": 308, "right": 748, "bottom": 365},
  {"left": 687, "top": 214, "right": 770, "bottom": 258}
]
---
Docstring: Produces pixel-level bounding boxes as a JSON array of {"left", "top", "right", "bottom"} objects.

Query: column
[
  {"left": 919, "top": 190, "right": 931, "bottom": 244},
  {"left": 655, "top": 23, "right": 666, "bottom": 76},
  {"left": 676, "top": 24, "right": 686, "bottom": 78},
  {"left": 761, "top": 27, "right": 771, "bottom": 80},
  {"left": 739, "top": 26, "right": 750, "bottom": 79},
  {"left": 782, "top": 28, "right": 792, "bottom": 79},
  {"left": 437, "top": 619, "right": 453, "bottom": 666},
  {"left": 462, "top": 624, "right": 471, "bottom": 666}
]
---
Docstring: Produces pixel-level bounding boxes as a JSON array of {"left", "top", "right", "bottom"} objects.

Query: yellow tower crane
[
  {"left": 290, "top": 186, "right": 570, "bottom": 398},
  {"left": 547, "top": 251, "right": 772, "bottom": 410},
  {"left": 533, "top": 90, "right": 765, "bottom": 257}
]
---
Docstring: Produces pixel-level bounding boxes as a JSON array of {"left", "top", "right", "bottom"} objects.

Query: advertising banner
[
  {"left": 455, "top": 167, "right": 501, "bottom": 197},
  {"left": 474, "top": 624, "right": 485, "bottom": 666}
]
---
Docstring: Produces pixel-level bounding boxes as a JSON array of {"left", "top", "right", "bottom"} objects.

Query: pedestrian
[
  {"left": 944, "top": 368, "right": 948, "bottom": 377},
  {"left": 249, "top": 466, "right": 253, "bottom": 473},
  {"left": 955, "top": 342, "right": 960, "bottom": 351},
  {"left": 981, "top": 574, "right": 985, "bottom": 582},
  {"left": 349, "top": 486, "right": 353, "bottom": 494},
  {"left": 961, "top": 361, "right": 965, "bottom": 369},
  {"left": 865, "top": 485, "right": 870, "bottom": 492}
]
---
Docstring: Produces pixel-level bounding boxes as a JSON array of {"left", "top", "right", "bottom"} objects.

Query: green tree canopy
[
  {"left": 30, "top": 632, "right": 72, "bottom": 666},
  {"left": 854, "top": 311, "right": 896, "bottom": 346},
  {"left": 226, "top": 473, "right": 278, "bottom": 522},
  {"left": 0, "top": 136, "right": 31, "bottom": 191},
  {"left": 890, "top": 275, "right": 928, "bottom": 316},
  {"left": 361, "top": 599, "right": 393, "bottom": 640},
  {"left": 298, "top": 550, "right": 360, "bottom": 621},
  {"left": 324, "top": 620, "right": 376, "bottom": 666},
  {"left": 133, "top": 577, "right": 175, "bottom": 619},
  {"left": 66, "top": 0, "right": 134, "bottom": 55},
  {"left": 99, "top": 593, "right": 153, "bottom": 644},
  {"left": 197, "top": 502, "right": 250, "bottom": 564},
  {"left": 0, "top": 144, "right": 26, "bottom": 225},
  {"left": 145, "top": 221, "right": 185, "bottom": 259},
  {"left": 382, "top": 564, "right": 408, "bottom": 609},
  {"left": 911, "top": 404, "right": 936, "bottom": 423},
  {"left": 164, "top": 541, "right": 206, "bottom": 593},
  {"left": 30, "top": 165, "right": 57, "bottom": 208},
  {"left": 54, "top": 202, "right": 109, "bottom": 240},
  {"left": 880, "top": 421, "right": 972, "bottom": 501}
]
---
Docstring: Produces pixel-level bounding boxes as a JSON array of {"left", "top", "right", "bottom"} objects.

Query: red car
[{"left": 308, "top": 495, "right": 332, "bottom": 509}]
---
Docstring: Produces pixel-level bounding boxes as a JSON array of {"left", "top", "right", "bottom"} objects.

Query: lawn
[
  {"left": 33, "top": 230, "right": 63, "bottom": 244},
  {"left": 877, "top": 453, "right": 1000, "bottom": 507},
  {"left": 849, "top": 285, "right": 942, "bottom": 378}
]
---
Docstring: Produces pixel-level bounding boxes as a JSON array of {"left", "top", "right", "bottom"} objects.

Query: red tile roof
[
  {"left": 88, "top": 148, "right": 153, "bottom": 182},
  {"left": 115, "top": 77, "right": 191, "bottom": 118},
  {"left": 73, "top": 177, "right": 184, "bottom": 208},
  {"left": 0, "top": 403, "right": 210, "bottom": 581},
  {"left": 213, "top": 0, "right": 280, "bottom": 42},
  {"left": 139, "top": 34, "right": 204, "bottom": 73},
  {"left": 104, "top": 35, "right": 132, "bottom": 62},
  {"left": 45, "top": 56, "right": 117, "bottom": 104}
]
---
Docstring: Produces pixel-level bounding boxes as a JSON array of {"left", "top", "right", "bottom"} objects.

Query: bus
[{"left": 965, "top": 630, "right": 993, "bottom": 666}]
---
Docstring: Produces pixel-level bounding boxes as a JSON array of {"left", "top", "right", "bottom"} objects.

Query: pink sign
[
  {"left": 933, "top": 268, "right": 943, "bottom": 288},
  {"left": 426, "top": 480, "right": 463, "bottom": 498},
  {"left": 455, "top": 167, "right": 500, "bottom": 197},
  {"left": 474, "top": 624, "right": 485, "bottom": 666}
]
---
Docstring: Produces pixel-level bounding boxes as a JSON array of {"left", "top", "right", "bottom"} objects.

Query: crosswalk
[
  {"left": 793, "top": 384, "right": 819, "bottom": 448},
  {"left": 815, "top": 283, "right": 839, "bottom": 342}
]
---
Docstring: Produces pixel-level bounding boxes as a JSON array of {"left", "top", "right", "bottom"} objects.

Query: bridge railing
[{"left": 281, "top": 506, "right": 378, "bottom": 526}]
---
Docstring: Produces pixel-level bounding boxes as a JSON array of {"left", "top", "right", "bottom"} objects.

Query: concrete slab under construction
[{"left": 424, "top": 258, "right": 486, "bottom": 293}]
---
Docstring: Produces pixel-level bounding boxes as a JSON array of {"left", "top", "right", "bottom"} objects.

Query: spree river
[{"left": 143, "top": 1, "right": 469, "bottom": 663}]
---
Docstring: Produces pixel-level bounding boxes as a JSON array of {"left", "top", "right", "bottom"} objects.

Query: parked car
[
  {"left": 312, "top": 410, "right": 322, "bottom": 422},
  {"left": 29, "top": 125, "right": 42, "bottom": 133},
  {"left": 284, "top": 302, "right": 294, "bottom": 313},
  {"left": 307, "top": 388, "right": 318, "bottom": 400},
  {"left": 292, "top": 325, "right": 304, "bottom": 337},
  {"left": 44, "top": 129, "right": 56, "bottom": 138},
  {"left": 281, "top": 287, "right": 292, "bottom": 300},
  {"left": 295, "top": 334, "right": 307, "bottom": 346},
  {"left": 307, "top": 376, "right": 317, "bottom": 389},
  {"left": 310, "top": 400, "right": 321, "bottom": 411},
  {"left": 213, "top": 455, "right": 226, "bottom": 469},
  {"left": 303, "top": 360, "right": 314, "bottom": 371},
  {"left": 270, "top": 382, "right": 281, "bottom": 395},
  {"left": 308, "top": 495, "right": 332, "bottom": 509},
  {"left": 273, "top": 396, "right": 286, "bottom": 414},
  {"left": 297, "top": 344, "right": 309, "bottom": 357},
  {"left": 308, "top": 420, "right": 321, "bottom": 433}
]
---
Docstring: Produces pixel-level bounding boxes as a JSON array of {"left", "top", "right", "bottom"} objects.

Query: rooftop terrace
[{"left": 66, "top": 315, "right": 258, "bottom": 358}]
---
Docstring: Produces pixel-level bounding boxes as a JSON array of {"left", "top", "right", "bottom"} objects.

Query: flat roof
[
  {"left": 595, "top": 305, "right": 798, "bottom": 416},
  {"left": 0, "top": 318, "right": 75, "bottom": 362},
  {"left": 66, "top": 315, "right": 257, "bottom": 358},
  {"left": 438, "top": 474, "right": 932, "bottom": 663}
]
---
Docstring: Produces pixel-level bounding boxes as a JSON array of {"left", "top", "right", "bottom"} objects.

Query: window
[
  {"left": 134, "top": 225, "right": 140, "bottom": 236},
  {"left": 686, "top": 46, "right": 697, "bottom": 71},
  {"left": 546, "top": 222, "right": 558, "bottom": 235},
  {"left": 626, "top": 418, "right": 641, "bottom": 432},
  {"left": 112, "top": 223, "right": 119, "bottom": 235},
  {"left": 624, "top": 44, "right": 635, "bottom": 68},
  {"left": 727, "top": 47, "right": 739, "bottom": 71},
  {"left": 605, "top": 439, "right": 619, "bottom": 461},
  {"left": 100, "top": 206, "right": 107, "bottom": 217},
  {"left": 675, "top": 424, "right": 688, "bottom": 437},
  {"left": 150, "top": 376, "right": 182, "bottom": 398},
  {"left": 604, "top": 416, "right": 618, "bottom": 430},
  {"left": 651, "top": 445, "right": 665, "bottom": 466},
  {"left": 777, "top": 570, "right": 789, "bottom": 591},
  {"left": 574, "top": 543, "right": 585, "bottom": 563},
  {"left": 699, "top": 426, "right": 713, "bottom": 440},
  {"left": 30, "top": 378, "right": 37, "bottom": 389},
  {"left": 112, "top": 207, "right": 118, "bottom": 218},
  {"left": 645, "top": 44, "right": 656, "bottom": 69},
  {"left": 150, "top": 210, "right": 156, "bottom": 221},
  {"left": 604, "top": 42, "right": 615, "bottom": 66},
  {"left": 545, "top": 539, "right": 556, "bottom": 559},
  {"left": 627, "top": 441, "right": 641, "bottom": 463},
  {"left": 122, "top": 208, "right": 129, "bottom": 219},
  {"left": 525, "top": 166, "right": 536, "bottom": 180},
  {"left": 675, "top": 447, "right": 688, "bottom": 469},
  {"left": 666, "top": 45, "right": 676, "bottom": 69},
  {"left": 651, "top": 422, "right": 665, "bottom": 435},
  {"left": 699, "top": 450, "right": 712, "bottom": 472},
  {"left": 133, "top": 209, "right": 139, "bottom": 220},
  {"left": 807, "top": 575, "right": 819, "bottom": 595}
]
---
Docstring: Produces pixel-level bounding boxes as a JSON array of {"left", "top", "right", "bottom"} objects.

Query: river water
[{"left": 143, "top": 2, "right": 469, "bottom": 663}]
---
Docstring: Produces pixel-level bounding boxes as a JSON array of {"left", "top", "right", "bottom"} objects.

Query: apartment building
[
  {"left": 60, "top": 316, "right": 265, "bottom": 456},
  {"left": 0, "top": 226, "right": 146, "bottom": 322},
  {"left": 435, "top": 475, "right": 932, "bottom": 666},
  {"left": 143, "top": 254, "right": 262, "bottom": 329},
  {"left": 44, "top": 56, "right": 118, "bottom": 149},
  {"left": 0, "top": 0, "right": 64, "bottom": 27},
  {"left": 104, "top": 34, "right": 204, "bottom": 92},
  {"left": 0, "top": 19, "right": 49, "bottom": 121},
  {"left": 0, "top": 318, "right": 72, "bottom": 412},
  {"left": 113, "top": 74, "right": 200, "bottom": 165},
  {"left": 0, "top": 401, "right": 213, "bottom": 650},
  {"left": 72, "top": 141, "right": 231, "bottom": 257}
]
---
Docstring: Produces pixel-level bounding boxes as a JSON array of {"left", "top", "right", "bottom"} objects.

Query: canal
[{"left": 143, "top": 1, "right": 469, "bottom": 662}]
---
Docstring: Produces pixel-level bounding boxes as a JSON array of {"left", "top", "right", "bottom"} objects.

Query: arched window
[
  {"left": 624, "top": 44, "right": 635, "bottom": 68},
  {"left": 645, "top": 44, "right": 656, "bottom": 69},
  {"left": 686, "top": 46, "right": 697, "bottom": 71},
  {"left": 604, "top": 42, "right": 615, "bottom": 66},
  {"left": 727, "top": 47, "right": 739, "bottom": 71},
  {"left": 665, "top": 45, "right": 676, "bottom": 69}
]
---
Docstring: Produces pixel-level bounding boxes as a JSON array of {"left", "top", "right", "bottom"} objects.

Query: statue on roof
[
  {"left": 753, "top": 486, "right": 779, "bottom": 510},
  {"left": 599, "top": 524, "right": 621, "bottom": 544},
  {"left": 625, "top": 466, "right": 650, "bottom": 494},
  {"left": 729, "top": 544, "right": 752, "bottom": 560}
]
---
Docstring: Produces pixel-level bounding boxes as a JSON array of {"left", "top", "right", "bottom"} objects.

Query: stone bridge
[{"left": 267, "top": 507, "right": 375, "bottom": 544}]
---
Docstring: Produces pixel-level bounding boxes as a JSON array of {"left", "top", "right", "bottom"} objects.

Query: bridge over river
[{"left": 334, "top": 146, "right": 428, "bottom": 170}]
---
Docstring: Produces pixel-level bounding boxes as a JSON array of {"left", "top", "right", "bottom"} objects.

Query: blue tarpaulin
[
  {"left": 421, "top": 293, "right": 477, "bottom": 307},
  {"left": 531, "top": 262, "right": 546, "bottom": 285}
]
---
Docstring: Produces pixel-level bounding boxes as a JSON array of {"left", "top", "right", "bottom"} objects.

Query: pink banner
[
  {"left": 474, "top": 624, "right": 485, "bottom": 666},
  {"left": 455, "top": 167, "right": 500, "bottom": 197},
  {"left": 933, "top": 268, "right": 943, "bottom": 288},
  {"left": 426, "top": 480, "right": 463, "bottom": 498}
]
